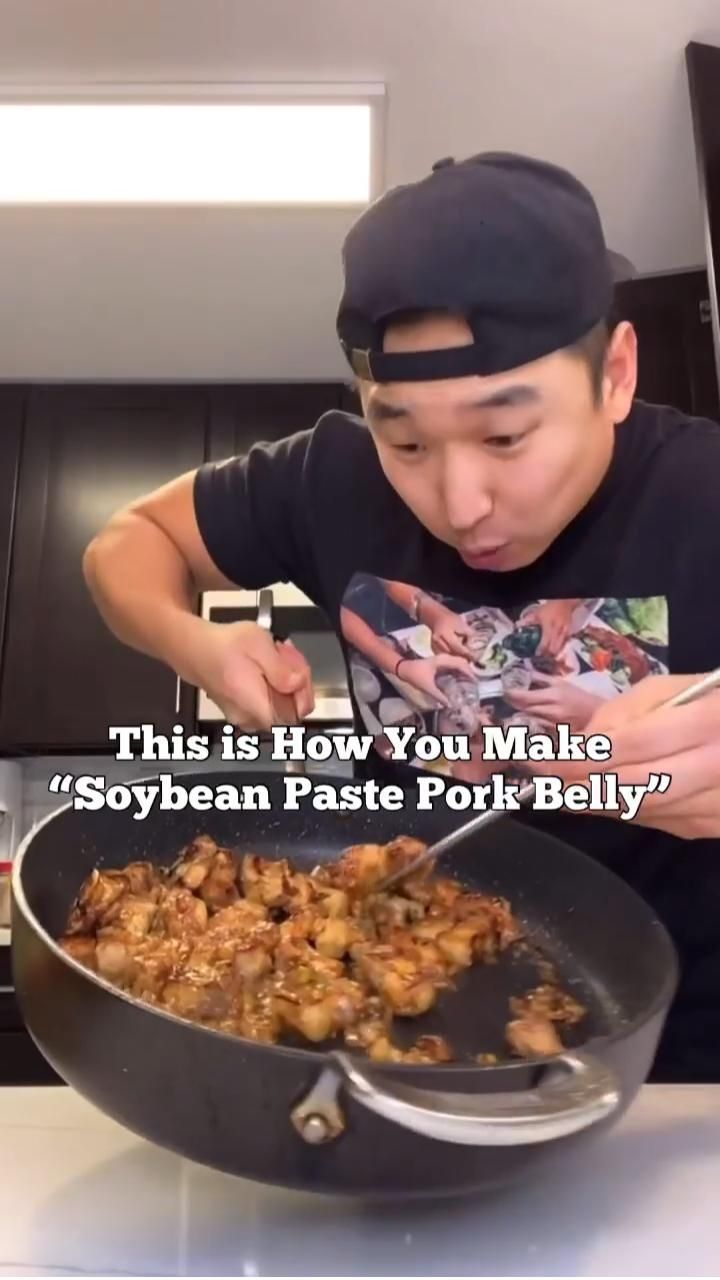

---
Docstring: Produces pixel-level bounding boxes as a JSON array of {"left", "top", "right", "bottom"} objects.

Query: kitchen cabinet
[
  {"left": 208, "top": 383, "right": 345, "bottom": 459},
  {"left": 340, "top": 383, "right": 363, "bottom": 416},
  {"left": 0, "top": 386, "right": 209, "bottom": 752},
  {"left": 0, "top": 391, "right": 23, "bottom": 698},
  {"left": 614, "top": 268, "right": 719, "bottom": 421},
  {"left": 686, "top": 41, "right": 720, "bottom": 412},
  {"left": 0, "top": 382, "right": 350, "bottom": 754}
]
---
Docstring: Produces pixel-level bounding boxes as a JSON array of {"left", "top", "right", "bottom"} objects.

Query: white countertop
[{"left": 0, "top": 1084, "right": 718, "bottom": 1277}]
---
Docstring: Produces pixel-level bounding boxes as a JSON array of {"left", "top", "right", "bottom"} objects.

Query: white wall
[{"left": 0, "top": 0, "right": 718, "bottom": 380}]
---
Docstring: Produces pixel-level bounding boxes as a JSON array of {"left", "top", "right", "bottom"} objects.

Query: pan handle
[{"left": 291, "top": 1050, "right": 620, "bottom": 1147}]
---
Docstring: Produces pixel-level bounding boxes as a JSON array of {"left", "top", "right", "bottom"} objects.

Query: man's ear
[{"left": 603, "top": 321, "right": 637, "bottom": 421}]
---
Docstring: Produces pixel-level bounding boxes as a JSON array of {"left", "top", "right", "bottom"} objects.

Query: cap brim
[{"left": 608, "top": 249, "right": 636, "bottom": 282}]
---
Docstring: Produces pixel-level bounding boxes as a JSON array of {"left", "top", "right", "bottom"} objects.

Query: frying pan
[{"left": 11, "top": 771, "right": 677, "bottom": 1199}]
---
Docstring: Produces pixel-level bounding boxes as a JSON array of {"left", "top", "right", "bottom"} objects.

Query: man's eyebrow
[
  {"left": 368, "top": 384, "right": 541, "bottom": 421},
  {"left": 468, "top": 385, "right": 541, "bottom": 410}
]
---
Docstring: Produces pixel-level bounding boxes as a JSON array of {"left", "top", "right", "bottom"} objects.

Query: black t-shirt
[{"left": 194, "top": 398, "right": 720, "bottom": 1082}]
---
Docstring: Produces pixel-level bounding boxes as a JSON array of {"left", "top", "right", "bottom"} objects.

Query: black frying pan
[{"left": 11, "top": 771, "right": 678, "bottom": 1199}]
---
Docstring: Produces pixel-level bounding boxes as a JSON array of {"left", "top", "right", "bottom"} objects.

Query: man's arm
[
  {"left": 84, "top": 430, "right": 316, "bottom": 682},
  {"left": 340, "top": 605, "right": 406, "bottom": 676},
  {"left": 340, "top": 605, "right": 475, "bottom": 707},
  {"left": 83, "top": 470, "right": 237, "bottom": 684},
  {"left": 83, "top": 432, "right": 320, "bottom": 728}
]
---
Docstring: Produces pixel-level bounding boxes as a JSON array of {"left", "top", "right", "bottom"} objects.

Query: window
[{"left": 0, "top": 84, "right": 384, "bottom": 205}]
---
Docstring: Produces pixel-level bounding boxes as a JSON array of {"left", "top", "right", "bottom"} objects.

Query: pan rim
[{"left": 11, "top": 773, "right": 680, "bottom": 1078}]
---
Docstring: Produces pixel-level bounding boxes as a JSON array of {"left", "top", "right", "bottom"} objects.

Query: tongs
[{"left": 375, "top": 667, "right": 720, "bottom": 893}]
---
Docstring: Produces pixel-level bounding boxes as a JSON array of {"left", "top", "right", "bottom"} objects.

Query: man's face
[{"left": 360, "top": 313, "right": 636, "bottom": 572}]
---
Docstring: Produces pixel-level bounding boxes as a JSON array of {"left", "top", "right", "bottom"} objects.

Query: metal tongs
[{"left": 375, "top": 667, "right": 720, "bottom": 893}]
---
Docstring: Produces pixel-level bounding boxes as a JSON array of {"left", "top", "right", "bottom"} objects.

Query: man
[{"left": 83, "top": 151, "right": 720, "bottom": 1082}]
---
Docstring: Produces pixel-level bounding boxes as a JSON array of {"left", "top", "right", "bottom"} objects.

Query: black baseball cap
[{"left": 336, "top": 151, "right": 615, "bottom": 384}]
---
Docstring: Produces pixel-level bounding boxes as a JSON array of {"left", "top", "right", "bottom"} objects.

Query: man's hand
[
  {"left": 506, "top": 676, "right": 605, "bottom": 732},
  {"left": 521, "top": 599, "right": 579, "bottom": 658},
  {"left": 530, "top": 673, "right": 720, "bottom": 838},
  {"left": 183, "top": 620, "right": 315, "bottom": 730}
]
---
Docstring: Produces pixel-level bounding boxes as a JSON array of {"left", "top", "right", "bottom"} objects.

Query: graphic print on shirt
[{"left": 340, "top": 573, "right": 669, "bottom": 780}]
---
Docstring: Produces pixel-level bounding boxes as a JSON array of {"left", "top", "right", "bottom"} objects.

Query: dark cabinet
[
  {"left": 614, "top": 269, "right": 719, "bottom": 421},
  {"left": 340, "top": 383, "right": 363, "bottom": 417},
  {"left": 686, "top": 41, "right": 720, "bottom": 418},
  {"left": 0, "top": 391, "right": 23, "bottom": 696},
  {"left": 0, "top": 382, "right": 351, "bottom": 753},
  {"left": 208, "top": 383, "right": 345, "bottom": 459},
  {"left": 0, "top": 386, "right": 209, "bottom": 752}
]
